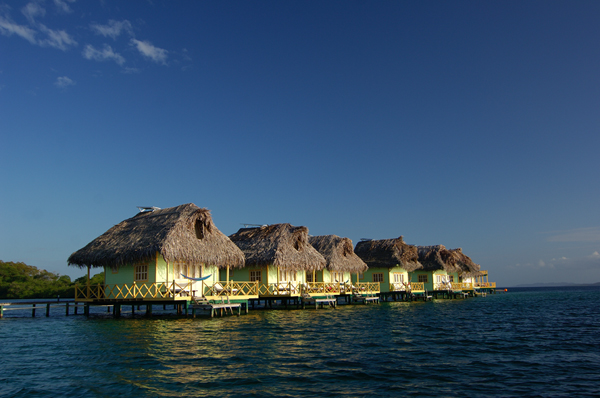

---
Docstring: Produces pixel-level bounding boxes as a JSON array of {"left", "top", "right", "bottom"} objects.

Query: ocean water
[{"left": 1, "top": 287, "right": 599, "bottom": 397}]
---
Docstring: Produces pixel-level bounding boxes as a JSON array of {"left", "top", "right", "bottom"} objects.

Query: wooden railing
[
  {"left": 203, "top": 281, "right": 259, "bottom": 297},
  {"left": 475, "top": 282, "right": 496, "bottom": 288},
  {"left": 351, "top": 282, "right": 380, "bottom": 294},
  {"left": 75, "top": 281, "right": 193, "bottom": 301},
  {"left": 75, "top": 280, "right": 263, "bottom": 301},
  {"left": 304, "top": 282, "right": 341, "bottom": 295},
  {"left": 257, "top": 282, "right": 302, "bottom": 296},
  {"left": 390, "top": 283, "right": 409, "bottom": 292},
  {"left": 408, "top": 282, "right": 424, "bottom": 292},
  {"left": 390, "top": 282, "right": 431, "bottom": 292},
  {"left": 434, "top": 282, "right": 472, "bottom": 291}
]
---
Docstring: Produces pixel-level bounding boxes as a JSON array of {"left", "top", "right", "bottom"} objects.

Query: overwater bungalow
[
  {"left": 68, "top": 204, "right": 258, "bottom": 304},
  {"left": 308, "top": 235, "right": 377, "bottom": 297},
  {"left": 415, "top": 245, "right": 483, "bottom": 295},
  {"left": 228, "top": 224, "right": 326, "bottom": 298},
  {"left": 354, "top": 236, "right": 425, "bottom": 297}
]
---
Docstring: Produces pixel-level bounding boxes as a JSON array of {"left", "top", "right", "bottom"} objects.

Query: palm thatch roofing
[
  {"left": 68, "top": 203, "right": 245, "bottom": 269},
  {"left": 308, "top": 235, "right": 368, "bottom": 273},
  {"left": 229, "top": 224, "right": 326, "bottom": 271},
  {"left": 417, "top": 245, "right": 481, "bottom": 275},
  {"left": 354, "top": 236, "right": 423, "bottom": 272}
]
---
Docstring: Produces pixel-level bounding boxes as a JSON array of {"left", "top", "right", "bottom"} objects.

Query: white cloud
[
  {"left": 55, "top": 76, "right": 74, "bottom": 88},
  {"left": 131, "top": 39, "right": 168, "bottom": 64},
  {"left": 83, "top": 44, "right": 125, "bottom": 65},
  {"left": 2, "top": 3, "right": 76, "bottom": 50},
  {"left": 538, "top": 259, "right": 546, "bottom": 267},
  {"left": 90, "top": 19, "right": 133, "bottom": 40},
  {"left": 0, "top": 15, "right": 37, "bottom": 44},
  {"left": 122, "top": 67, "right": 140, "bottom": 74},
  {"left": 546, "top": 227, "right": 600, "bottom": 243},
  {"left": 38, "top": 23, "right": 77, "bottom": 50},
  {"left": 590, "top": 251, "right": 600, "bottom": 259},
  {"left": 22, "top": 2, "right": 45, "bottom": 24},
  {"left": 54, "top": 0, "right": 76, "bottom": 14}
]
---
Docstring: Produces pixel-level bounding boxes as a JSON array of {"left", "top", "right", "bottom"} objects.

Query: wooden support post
[
  {"left": 65, "top": 302, "right": 69, "bottom": 316},
  {"left": 46, "top": 303, "right": 50, "bottom": 317},
  {"left": 84, "top": 303, "right": 90, "bottom": 317},
  {"left": 132, "top": 305, "right": 135, "bottom": 316},
  {"left": 146, "top": 304, "right": 152, "bottom": 316},
  {"left": 32, "top": 304, "right": 36, "bottom": 317},
  {"left": 184, "top": 301, "right": 189, "bottom": 317},
  {"left": 0, "top": 305, "right": 3, "bottom": 319}
]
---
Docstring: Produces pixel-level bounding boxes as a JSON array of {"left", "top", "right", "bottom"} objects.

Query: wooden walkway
[{"left": 0, "top": 300, "right": 85, "bottom": 318}]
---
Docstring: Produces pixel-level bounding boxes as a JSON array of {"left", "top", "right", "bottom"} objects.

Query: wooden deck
[
  {"left": 191, "top": 302, "right": 242, "bottom": 317},
  {"left": 301, "top": 295, "right": 337, "bottom": 309},
  {"left": 352, "top": 294, "right": 380, "bottom": 304}
]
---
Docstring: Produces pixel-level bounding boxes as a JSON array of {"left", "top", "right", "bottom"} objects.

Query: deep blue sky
[{"left": 1, "top": 1, "right": 599, "bottom": 286}]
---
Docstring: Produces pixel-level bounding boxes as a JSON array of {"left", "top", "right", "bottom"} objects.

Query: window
[
  {"left": 448, "top": 275, "right": 454, "bottom": 282},
  {"left": 306, "top": 273, "right": 314, "bottom": 283},
  {"left": 135, "top": 264, "right": 148, "bottom": 281},
  {"left": 418, "top": 274, "right": 428, "bottom": 283},
  {"left": 373, "top": 273, "right": 384, "bottom": 283},
  {"left": 280, "top": 270, "right": 296, "bottom": 282},
  {"left": 332, "top": 271, "right": 344, "bottom": 282},
  {"left": 111, "top": 266, "right": 119, "bottom": 274},
  {"left": 250, "top": 270, "right": 262, "bottom": 282},
  {"left": 359, "top": 273, "right": 364, "bottom": 280},
  {"left": 393, "top": 273, "right": 404, "bottom": 283},
  {"left": 174, "top": 262, "right": 189, "bottom": 278}
]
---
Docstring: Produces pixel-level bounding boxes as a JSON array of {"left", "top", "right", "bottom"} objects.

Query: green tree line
[{"left": 0, "top": 260, "right": 103, "bottom": 299}]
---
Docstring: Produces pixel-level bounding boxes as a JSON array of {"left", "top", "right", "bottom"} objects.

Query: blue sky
[{"left": 1, "top": 1, "right": 599, "bottom": 287}]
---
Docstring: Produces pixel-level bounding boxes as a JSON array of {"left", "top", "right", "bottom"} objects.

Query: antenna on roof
[
  {"left": 242, "top": 223, "right": 267, "bottom": 228},
  {"left": 137, "top": 206, "right": 161, "bottom": 213}
]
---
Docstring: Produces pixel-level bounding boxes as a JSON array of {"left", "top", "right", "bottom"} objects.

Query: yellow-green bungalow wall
[
  {"left": 308, "top": 270, "right": 353, "bottom": 283},
  {"left": 228, "top": 265, "right": 306, "bottom": 286},
  {"left": 363, "top": 266, "right": 410, "bottom": 293},
  {"left": 410, "top": 270, "right": 435, "bottom": 291},
  {"left": 104, "top": 254, "right": 221, "bottom": 286},
  {"left": 410, "top": 270, "right": 460, "bottom": 291},
  {"left": 104, "top": 258, "right": 157, "bottom": 286}
]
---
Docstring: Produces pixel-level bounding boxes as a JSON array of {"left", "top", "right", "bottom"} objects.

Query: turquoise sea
[{"left": 1, "top": 286, "right": 599, "bottom": 397}]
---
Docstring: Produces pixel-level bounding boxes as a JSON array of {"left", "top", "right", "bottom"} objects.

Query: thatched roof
[
  {"left": 354, "top": 236, "right": 423, "bottom": 272},
  {"left": 229, "top": 224, "right": 326, "bottom": 271},
  {"left": 308, "top": 235, "right": 368, "bottom": 273},
  {"left": 68, "top": 203, "right": 245, "bottom": 269},
  {"left": 417, "top": 245, "right": 481, "bottom": 274}
]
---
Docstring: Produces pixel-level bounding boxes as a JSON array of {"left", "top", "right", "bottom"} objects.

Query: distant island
[
  {"left": 0, "top": 260, "right": 103, "bottom": 299},
  {"left": 513, "top": 282, "right": 600, "bottom": 288}
]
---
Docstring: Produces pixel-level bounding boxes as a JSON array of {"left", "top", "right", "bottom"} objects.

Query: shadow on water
[{"left": 1, "top": 287, "right": 600, "bottom": 397}]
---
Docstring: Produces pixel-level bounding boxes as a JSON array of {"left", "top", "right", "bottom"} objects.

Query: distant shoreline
[{"left": 510, "top": 282, "right": 600, "bottom": 288}]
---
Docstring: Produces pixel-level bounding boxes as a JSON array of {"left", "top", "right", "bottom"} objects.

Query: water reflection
[{"left": 3, "top": 289, "right": 600, "bottom": 397}]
